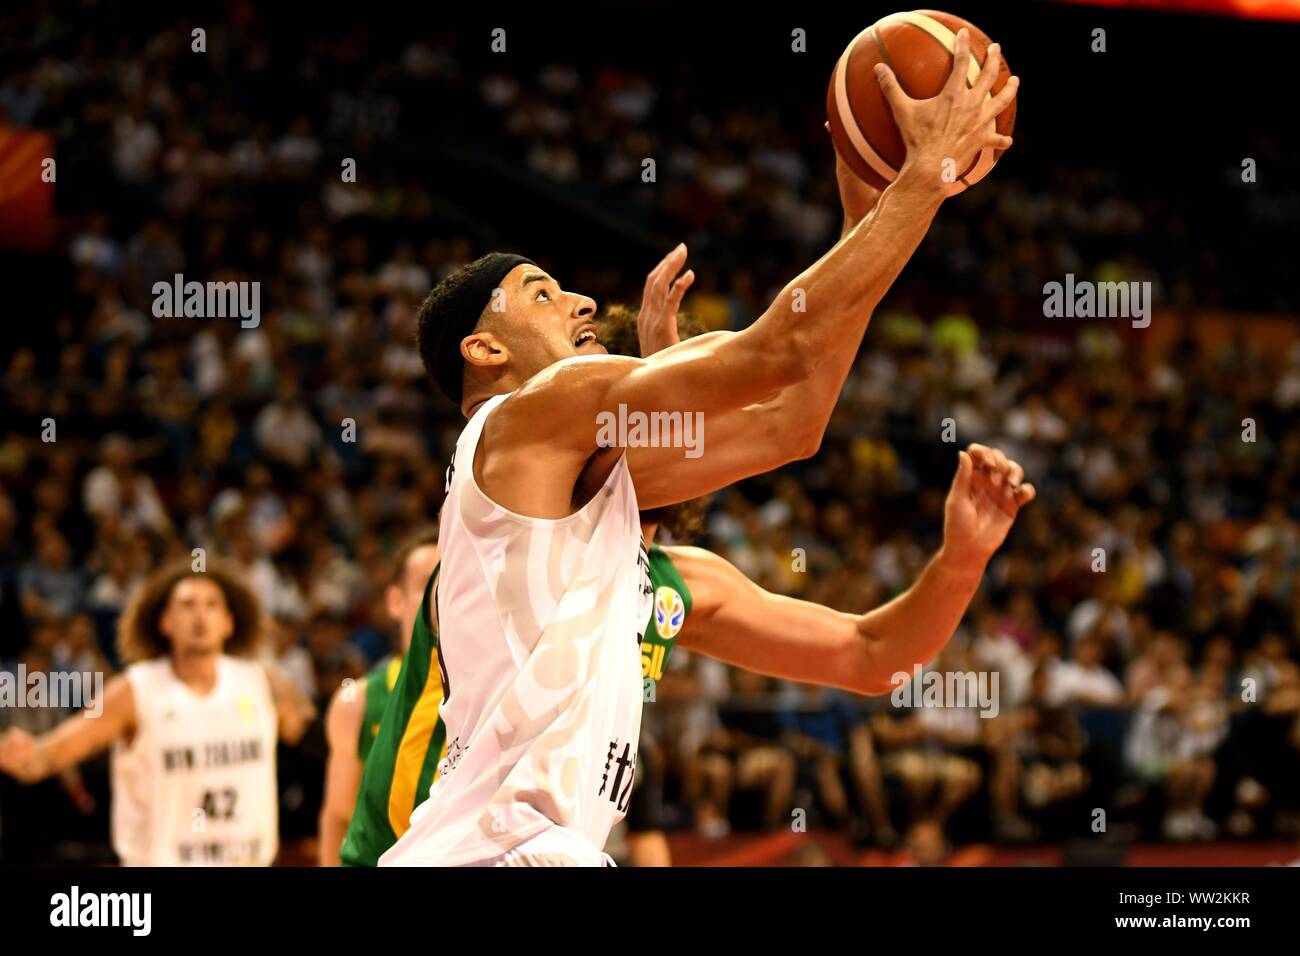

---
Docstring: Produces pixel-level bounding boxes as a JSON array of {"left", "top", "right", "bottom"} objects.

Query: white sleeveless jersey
[
  {"left": 380, "top": 392, "right": 653, "bottom": 866},
  {"left": 111, "top": 655, "right": 278, "bottom": 866}
]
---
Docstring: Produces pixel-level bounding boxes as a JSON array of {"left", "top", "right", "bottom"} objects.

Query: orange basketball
[{"left": 826, "top": 9, "right": 1016, "bottom": 194}]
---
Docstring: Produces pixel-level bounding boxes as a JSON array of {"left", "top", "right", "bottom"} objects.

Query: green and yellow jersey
[
  {"left": 339, "top": 568, "right": 446, "bottom": 867},
  {"left": 341, "top": 544, "right": 693, "bottom": 866},
  {"left": 642, "top": 543, "right": 692, "bottom": 686},
  {"left": 357, "top": 656, "right": 403, "bottom": 763}
]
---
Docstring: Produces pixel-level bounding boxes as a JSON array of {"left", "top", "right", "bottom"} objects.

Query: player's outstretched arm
[
  {"left": 318, "top": 681, "right": 365, "bottom": 866},
  {"left": 0, "top": 675, "right": 135, "bottom": 784},
  {"left": 474, "top": 37, "right": 1017, "bottom": 517},
  {"left": 588, "top": 164, "right": 944, "bottom": 510},
  {"left": 669, "top": 446, "right": 1035, "bottom": 695},
  {"left": 622, "top": 165, "right": 882, "bottom": 504},
  {"left": 611, "top": 43, "right": 1016, "bottom": 507}
]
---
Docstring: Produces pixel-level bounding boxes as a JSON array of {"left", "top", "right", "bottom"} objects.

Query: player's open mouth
[{"left": 574, "top": 326, "right": 598, "bottom": 348}]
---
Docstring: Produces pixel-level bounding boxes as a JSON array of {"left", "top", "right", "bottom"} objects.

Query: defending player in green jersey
[{"left": 318, "top": 529, "right": 440, "bottom": 866}]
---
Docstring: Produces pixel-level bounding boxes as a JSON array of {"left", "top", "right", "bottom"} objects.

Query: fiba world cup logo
[{"left": 654, "top": 586, "right": 685, "bottom": 641}]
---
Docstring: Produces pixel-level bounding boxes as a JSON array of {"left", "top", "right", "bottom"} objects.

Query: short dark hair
[
  {"left": 416, "top": 252, "right": 535, "bottom": 405},
  {"left": 391, "top": 526, "right": 439, "bottom": 586}
]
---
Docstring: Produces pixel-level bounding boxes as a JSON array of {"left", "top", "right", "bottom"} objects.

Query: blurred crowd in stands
[{"left": 1, "top": 5, "right": 1298, "bottom": 862}]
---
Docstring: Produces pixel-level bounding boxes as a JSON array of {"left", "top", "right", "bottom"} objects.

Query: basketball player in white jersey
[
  {"left": 0, "top": 561, "right": 315, "bottom": 866},
  {"left": 382, "top": 37, "right": 1018, "bottom": 867}
]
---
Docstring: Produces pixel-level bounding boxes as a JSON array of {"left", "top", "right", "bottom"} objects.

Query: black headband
[{"left": 433, "top": 252, "right": 536, "bottom": 405}]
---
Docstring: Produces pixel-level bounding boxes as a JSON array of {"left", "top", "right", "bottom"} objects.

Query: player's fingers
[
  {"left": 642, "top": 262, "right": 664, "bottom": 300},
  {"left": 973, "top": 43, "right": 1002, "bottom": 98},
  {"left": 952, "top": 449, "right": 974, "bottom": 494},
  {"left": 1007, "top": 459, "right": 1025, "bottom": 488},
  {"left": 981, "top": 76, "right": 1019, "bottom": 122},
  {"left": 647, "top": 244, "right": 687, "bottom": 295},
  {"left": 981, "top": 132, "right": 1014, "bottom": 151},
  {"left": 667, "top": 269, "right": 695, "bottom": 309},
  {"left": 946, "top": 28, "right": 972, "bottom": 94},
  {"left": 987, "top": 460, "right": 1004, "bottom": 488},
  {"left": 1013, "top": 482, "right": 1037, "bottom": 507},
  {"left": 874, "top": 63, "right": 911, "bottom": 113},
  {"left": 967, "top": 443, "right": 995, "bottom": 471}
]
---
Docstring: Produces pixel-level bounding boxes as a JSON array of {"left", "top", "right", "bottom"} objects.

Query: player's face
[
  {"left": 497, "top": 266, "right": 604, "bottom": 375},
  {"left": 386, "top": 544, "right": 441, "bottom": 651},
  {"left": 159, "top": 577, "right": 235, "bottom": 655}
]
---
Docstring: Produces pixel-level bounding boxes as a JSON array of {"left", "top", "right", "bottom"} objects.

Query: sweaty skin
[{"left": 457, "top": 32, "right": 1018, "bottom": 520}]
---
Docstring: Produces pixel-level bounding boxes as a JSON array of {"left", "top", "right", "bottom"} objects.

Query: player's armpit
[{"left": 666, "top": 546, "right": 879, "bottom": 695}]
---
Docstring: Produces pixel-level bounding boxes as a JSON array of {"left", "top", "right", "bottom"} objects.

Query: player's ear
[
  {"left": 385, "top": 583, "right": 404, "bottom": 622},
  {"left": 461, "top": 331, "right": 507, "bottom": 369}
]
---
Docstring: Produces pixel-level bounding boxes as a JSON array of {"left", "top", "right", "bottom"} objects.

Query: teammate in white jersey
[
  {"left": 382, "top": 44, "right": 1019, "bottom": 867},
  {"left": 0, "top": 561, "right": 315, "bottom": 865}
]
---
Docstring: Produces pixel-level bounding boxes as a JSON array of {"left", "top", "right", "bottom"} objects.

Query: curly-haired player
[{"left": 0, "top": 560, "right": 315, "bottom": 865}]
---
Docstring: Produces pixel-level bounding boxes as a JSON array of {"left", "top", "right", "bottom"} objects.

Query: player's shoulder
[
  {"left": 326, "top": 676, "right": 367, "bottom": 733},
  {"left": 123, "top": 656, "right": 168, "bottom": 677},
  {"left": 101, "top": 669, "right": 139, "bottom": 712},
  {"left": 225, "top": 654, "right": 275, "bottom": 688},
  {"left": 118, "top": 657, "right": 170, "bottom": 698},
  {"left": 498, "top": 355, "right": 640, "bottom": 422}
]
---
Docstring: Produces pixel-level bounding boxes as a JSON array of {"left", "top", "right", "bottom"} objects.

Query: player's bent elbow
[
  {"left": 790, "top": 430, "right": 824, "bottom": 462},
  {"left": 846, "top": 643, "right": 902, "bottom": 697},
  {"left": 752, "top": 400, "right": 823, "bottom": 465},
  {"left": 783, "top": 328, "right": 826, "bottom": 384},
  {"left": 856, "top": 673, "right": 901, "bottom": 698},
  {"left": 749, "top": 323, "right": 821, "bottom": 391}
]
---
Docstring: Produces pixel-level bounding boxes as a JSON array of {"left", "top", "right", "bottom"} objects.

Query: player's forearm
[
  {"left": 668, "top": 167, "right": 941, "bottom": 447},
  {"left": 746, "top": 166, "right": 945, "bottom": 370},
  {"left": 854, "top": 546, "right": 986, "bottom": 694},
  {"left": 13, "top": 736, "right": 58, "bottom": 783},
  {"left": 317, "top": 748, "right": 359, "bottom": 866},
  {"left": 318, "top": 810, "right": 348, "bottom": 866},
  {"left": 750, "top": 166, "right": 935, "bottom": 456},
  {"left": 10, "top": 725, "right": 97, "bottom": 784},
  {"left": 746, "top": 335, "right": 865, "bottom": 461}
]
